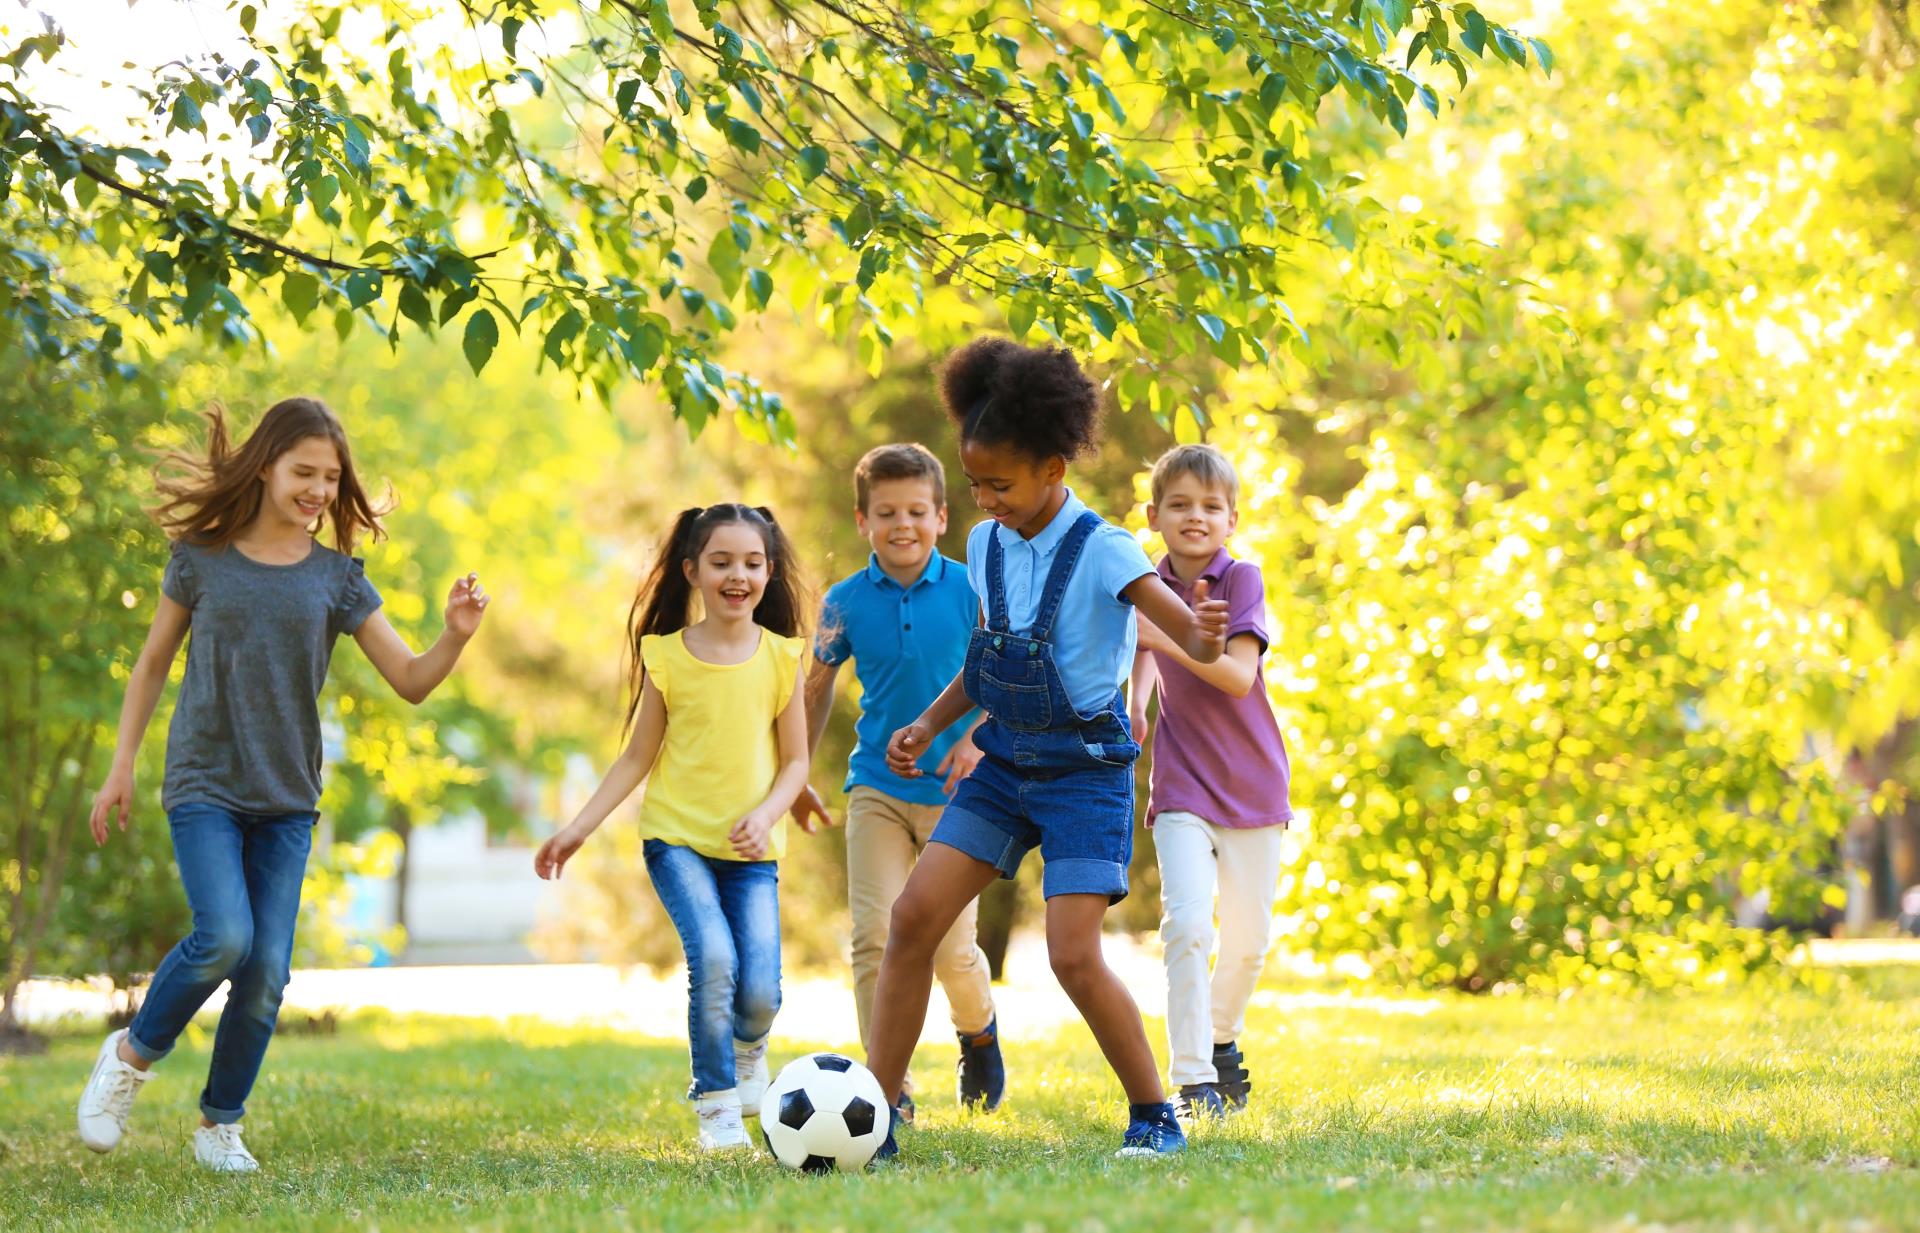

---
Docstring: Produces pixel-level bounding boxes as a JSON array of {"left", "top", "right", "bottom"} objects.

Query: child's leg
[
  {"left": 200, "top": 811, "right": 314, "bottom": 1126},
  {"left": 866, "top": 842, "right": 1001, "bottom": 1103},
  {"left": 1208, "top": 825, "right": 1286, "bottom": 1046},
  {"left": 125, "top": 804, "right": 257, "bottom": 1069},
  {"left": 911, "top": 802, "right": 995, "bottom": 1036},
  {"left": 1044, "top": 894, "right": 1164, "bottom": 1105},
  {"left": 713, "top": 858, "right": 782, "bottom": 1047},
  {"left": 643, "top": 841, "right": 739, "bottom": 1096},
  {"left": 845, "top": 788, "right": 920, "bottom": 1050},
  {"left": 1153, "top": 812, "right": 1221, "bottom": 1088}
]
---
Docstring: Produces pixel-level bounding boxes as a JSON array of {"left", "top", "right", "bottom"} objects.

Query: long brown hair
[
  {"left": 623, "top": 504, "right": 808, "bottom": 733},
  {"left": 152, "top": 398, "right": 388, "bottom": 553}
]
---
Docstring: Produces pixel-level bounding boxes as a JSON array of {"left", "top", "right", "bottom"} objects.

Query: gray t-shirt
[{"left": 161, "top": 538, "right": 383, "bottom": 815}]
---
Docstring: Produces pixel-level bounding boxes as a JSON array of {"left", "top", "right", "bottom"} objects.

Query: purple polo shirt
[{"left": 1146, "top": 547, "right": 1292, "bottom": 829}]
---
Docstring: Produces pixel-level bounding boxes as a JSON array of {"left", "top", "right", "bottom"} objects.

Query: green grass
[{"left": 4, "top": 969, "right": 1919, "bottom": 1232}]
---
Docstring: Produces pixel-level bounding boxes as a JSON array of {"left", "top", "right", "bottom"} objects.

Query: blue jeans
[
  {"left": 127, "top": 803, "right": 314, "bottom": 1124},
  {"left": 643, "top": 839, "right": 782, "bottom": 1097}
]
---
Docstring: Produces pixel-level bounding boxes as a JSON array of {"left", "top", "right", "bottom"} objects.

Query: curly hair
[{"left": 938, "top": 337, "right": 1101, "bottom": 462}]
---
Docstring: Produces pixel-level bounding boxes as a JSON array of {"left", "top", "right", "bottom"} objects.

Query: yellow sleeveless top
[{"left": 636, "top": 627, "right": 804, "bottom": 861}]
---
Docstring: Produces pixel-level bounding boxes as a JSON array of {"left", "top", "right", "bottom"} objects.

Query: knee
[
  {"left": 1160, "top": 905, "right": 1214, "bottom": 957},
  {"left": 188, "top": 921, "right": 253, "bottom": 976},
  {"left": 1048, "top": 941, "right": 1105, "bottom": 994},
  {"left": 887, "top": 892, "right": 946, "bottom": 958},
  {"left": 735, "top": 981, "right": 781, "bottom": 1040}
]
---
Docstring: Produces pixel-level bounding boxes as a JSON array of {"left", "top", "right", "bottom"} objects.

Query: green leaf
[
  {"left": 239, "top": 4, "right": 257, "bottom": 34},
  {"left": 462, "top": 308, "right": 498, "bottom": 374},
  {"left": 544, "top": 308, "right": 583, "bottom": 365},
  {"left": 501, "top": 16, "right": 523, "bottom": 58},
  {"left": 726, "top": 119, "right": 762, "bottom": 154},
  {"left": 1007, "top": 297, "right": 1036, "bottom": 338},
  {"left": 341, "top": 118, "right": 371, "bottom": 173},
  {"left": 281, "top": 271, "right": 320, "bottom": 324},
  {"left": 343, "top": 270, "right": 382, "bottom": 308},
  {"left": 1529, "top": 37, "right": 1554, "bottom": 76},
  {"left": 1087, "top": 301, "right": 1117, "bottom": 340},
  {"left": 1459, "top": 10, "right": 1489, "bottom": 56},
  {"left": 1195, "top": 312, "right": 1225, "bottom": 343},
  {"left": 168, "top": 93, "right": 203, "bottom": 135},
  {"left": 797, "top": 145, "right": 828, "bottom": 183},
  {"left": 746, "top": 268, "right": 773, "bottom": 309},
  {"left": 615, "top": 79, "right": 641, "bottom": 119},
  {"left": 626, "top": 321, "right": 664, "bottom": 372}
]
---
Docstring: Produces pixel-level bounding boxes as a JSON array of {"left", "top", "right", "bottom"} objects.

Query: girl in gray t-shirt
[{"left": 76, "top": 396, "right": 490, "bottom": 1174}]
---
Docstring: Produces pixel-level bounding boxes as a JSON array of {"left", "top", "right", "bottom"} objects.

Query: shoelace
[
  {"left": 87, "top": 1065, "right": 140, "bottom": 1119},
  {"left": 1123, "top": 1118, "right": 1177, "bottom": 1149},
  {"left": 205, "top": 1124, "right": 249, "bottom": 1157}
]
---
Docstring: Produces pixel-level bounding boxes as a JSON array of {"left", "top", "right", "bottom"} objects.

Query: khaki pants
[{"left": 847, "top": 786, "right": 995, "bottom": 1056}]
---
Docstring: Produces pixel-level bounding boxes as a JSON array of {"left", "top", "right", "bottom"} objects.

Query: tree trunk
[{"left": 391, "top": 805, "right": 414, "bottom": 939}]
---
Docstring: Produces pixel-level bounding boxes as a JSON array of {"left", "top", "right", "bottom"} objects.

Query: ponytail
[{"left": 621, "top": 503, "right": 809, "bottom": 734}]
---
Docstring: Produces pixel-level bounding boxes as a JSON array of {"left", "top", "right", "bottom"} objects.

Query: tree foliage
[{"left": 2, "top": 0, "right": 1543, "bottom": 436}]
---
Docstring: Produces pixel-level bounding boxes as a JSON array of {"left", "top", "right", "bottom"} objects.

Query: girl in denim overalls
[{"left": 864, "top": 338, "right": 1231, "bottom": 1159}]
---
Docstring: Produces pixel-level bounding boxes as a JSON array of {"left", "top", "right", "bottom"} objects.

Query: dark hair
[
  {"left": 939, "top": 336, "right": 1101, "bottom": 462},
  {"left": 854, "top": 443, "right": 946, "bottom": 512},
  {"left": 623, "top": 503, "right": 808, "bottom": 733},
  {"left": 152, "top": 397, "right": 388, "bottom": 553}
]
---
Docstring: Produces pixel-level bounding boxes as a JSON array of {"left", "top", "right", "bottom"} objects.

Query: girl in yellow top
[{"left": 534, "top": 504, "right": 816, "bottom": 1152}]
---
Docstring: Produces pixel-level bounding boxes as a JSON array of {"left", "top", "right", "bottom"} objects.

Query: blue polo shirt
[
  {"left": 816, "top": 552, "right": 980, "bottom": 806},
  {"left": 965, "top": 488, "right": 1156, "bottom": 716}
]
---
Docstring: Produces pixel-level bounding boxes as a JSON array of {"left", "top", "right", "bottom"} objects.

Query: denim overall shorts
[{"left": 930, "top": 511, "right": 1141, "bottom": 901}]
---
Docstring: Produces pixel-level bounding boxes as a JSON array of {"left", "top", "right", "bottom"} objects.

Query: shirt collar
[
  {"left": 1156, "top": 546, "right": 1233, "bottom": 588},
  {"left": 994, "top": 487, "right": 1087, "bottom": 559},
  {"left": 864, "top": 551, "right": 946, "bottom": 591}
]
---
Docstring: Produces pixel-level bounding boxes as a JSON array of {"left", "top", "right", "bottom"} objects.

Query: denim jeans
[
  {"left": 643, "top": 839, "right": 782, "bottom": 1097},
  {"left": 126, "top": 802, "right": 314, "bottom": 1124}
]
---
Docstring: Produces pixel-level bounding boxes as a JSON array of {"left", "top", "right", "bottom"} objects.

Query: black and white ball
[{"left": 759, "top": 1052, "right": 888, "bottom": 1173}]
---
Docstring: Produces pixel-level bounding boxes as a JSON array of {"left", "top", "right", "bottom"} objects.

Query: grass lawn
[{"left": 3, "top": 967, "right": 1918, "bottom": 1232}]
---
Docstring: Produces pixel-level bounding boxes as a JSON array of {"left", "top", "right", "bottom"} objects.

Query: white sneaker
[
  {"left": 193, "top": 1122, "right": 259, "bottom": 1173},
  {"left": 734, "top": 1038, "right": 771, "bottom": 1119},
  {"left": 694, "top": 1089, "right": 749, "bottom": 1151},
  {"left": 77, "top": 1029, "right": 151, "bottom": 1153}
]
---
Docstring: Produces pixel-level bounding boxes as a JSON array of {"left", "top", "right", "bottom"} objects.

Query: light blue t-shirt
[
  {"left": 965, "top": 488, "right": 1155, "bottom": 716},
  {"left": 816, "top": 552, "right": 979, "bottom": 807}
]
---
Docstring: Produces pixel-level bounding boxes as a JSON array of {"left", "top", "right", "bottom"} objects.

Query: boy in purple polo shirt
[{"left": 1129, "top": 443, "right": 1292, "bottom": 1123}]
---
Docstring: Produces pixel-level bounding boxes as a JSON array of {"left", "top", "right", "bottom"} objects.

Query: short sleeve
[
  {"left": 769, "top": 633, "right": 805, "bottom": 711},
  {"left": 160, "top": 540, "right": 198, "bottom": 609},
  {"left": 964, "top": 521, "right": 993, "bottom": 601},
  {"left": 333, "top": 557, "right": 383, "bottom": 635},
  {"left": 639, "top": 633, "right": 671, "bottom": 704},
  {"left": 814, "top": 587, "right": 852, "bottom": 666},
  {"left": 1223, "top": 561, "right": 1271, "bottom": 654},
  {"left": 1091, "top": 523, "right": 1155, "bottom": 604}
]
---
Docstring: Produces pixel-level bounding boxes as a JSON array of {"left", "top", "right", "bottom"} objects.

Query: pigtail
[
  {"left": 622, "top": 506, "right": 705, "bottom": 734},
  {"left": 749, "top": 508, "right": 809, "bottom": 640}
]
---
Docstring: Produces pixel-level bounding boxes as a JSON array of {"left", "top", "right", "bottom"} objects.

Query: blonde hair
[{"left": 1148, "top": 443, "right": 1239, "bottom": 508}]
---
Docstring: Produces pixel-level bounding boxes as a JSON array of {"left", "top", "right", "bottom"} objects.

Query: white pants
[{"left": 1154, "top": 811, "right": 1286, "bottom": 1086}]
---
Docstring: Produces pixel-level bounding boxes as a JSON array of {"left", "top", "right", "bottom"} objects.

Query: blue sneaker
[
  {"left": 1175, "top": 1082, "right": 1229, "bottom": 1125},
  {"left": 956, "top": 1017, "right": 1006, "bottom": 1111},
  {"left": 1115, "top": 1102, "right": 1186, "bottom": 1158},
  {"left": 872, "top": 1101, "right": 904, "bottom": 1165}
]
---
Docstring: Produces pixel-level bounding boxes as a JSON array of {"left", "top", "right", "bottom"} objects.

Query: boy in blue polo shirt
[{"left": 798, "top": 443, "right": 1006, "bottom": 1119}]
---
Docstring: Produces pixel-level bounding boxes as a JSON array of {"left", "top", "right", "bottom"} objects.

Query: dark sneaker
[
  {"left": 1175, "top": 1082, "right": 1229, "bottom": 1124},
  {"left": 1114, "top": 1102, "right": 1186, "bottom": 1158},
  {"left": 1211, "top": 1040, "right": 1251, "bottom": 1111},
  {"left": 956, "top": 1017, "right": 1006, "bottom": 1111},
  {"left": 895, "top": 1090, "right": 916, "bottom": 1126},
  {"left": 872, "top": 1102, "right": 904, "bottom": 1165}
]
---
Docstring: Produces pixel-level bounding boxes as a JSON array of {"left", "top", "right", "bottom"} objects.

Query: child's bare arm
[
  {"left": 355, "top": 573, "right": 490, "bottom": 704},
  {"left": 885, "top": 669, "right": 973, "bottom": 777},
  {"left": 1128, "top": 649, "right": 1160, "bottom": 746},
  {"left": 1123, "top": 573, "right": 1229, "bottom": 663},
  {"left": 802, "top": 655, "right": 840, "bottom": 758},
  {"left": 90, "top": 594, "right": 193, "bottom": 845},
  {"left": 1137, "top": 623, "right": 1263, "bottom": 698},
  {"left": 533, "top": 675, "right": 665, "bottom": 880}
]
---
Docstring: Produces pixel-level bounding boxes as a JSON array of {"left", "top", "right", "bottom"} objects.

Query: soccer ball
[{"left": 759, "top": 1052, "right": 889, "bottom": 1173}]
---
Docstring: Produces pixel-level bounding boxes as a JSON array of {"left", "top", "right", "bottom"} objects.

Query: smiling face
[
  {"left": 257, "top": 435, "right": 343, "bottom": 532},
  {"left": 856, "top": 477, "right": 947, "bottom": 578},
  {"left": 959, "top": 438, "right": 1067, "bottom": 540},
  {"left": 683, "top": 519, "right": 772, "bottom": 622},
  {"left": 1148, "top": 471, "right": 1237, "bottom": 566}
]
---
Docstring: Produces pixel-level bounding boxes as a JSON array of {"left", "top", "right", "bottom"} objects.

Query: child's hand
[
  {"left": 445, "top": 572, "right": 491, "bottom": 639},
  {"left": 936, "top": 731, "right": 983, "bottom": 794},
  {"left": 886, "top": 720, "right": 932, "bottom": 778},
  {"left": 1135, "top": 610, "right": 1174, "bottom": 655},
  {"left": 790, "top": 785, "right": 836, "bottom": 834},
  {"left": 88, "top": 769, "right": 134, "bottom": 846},
  {"left": 730, "top": 810, "right": 776, "bottom": 859},
  {"left": 533, "top": 822, "right": 588, "bottom": 880},
  {"left": 1186, "top": 578, "right": 1230, "bottom": 662}
]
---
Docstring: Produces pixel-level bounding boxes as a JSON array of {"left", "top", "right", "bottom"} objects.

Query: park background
[{"left": 3, "top": 0, "right": 1919, "bottom": 1229}]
